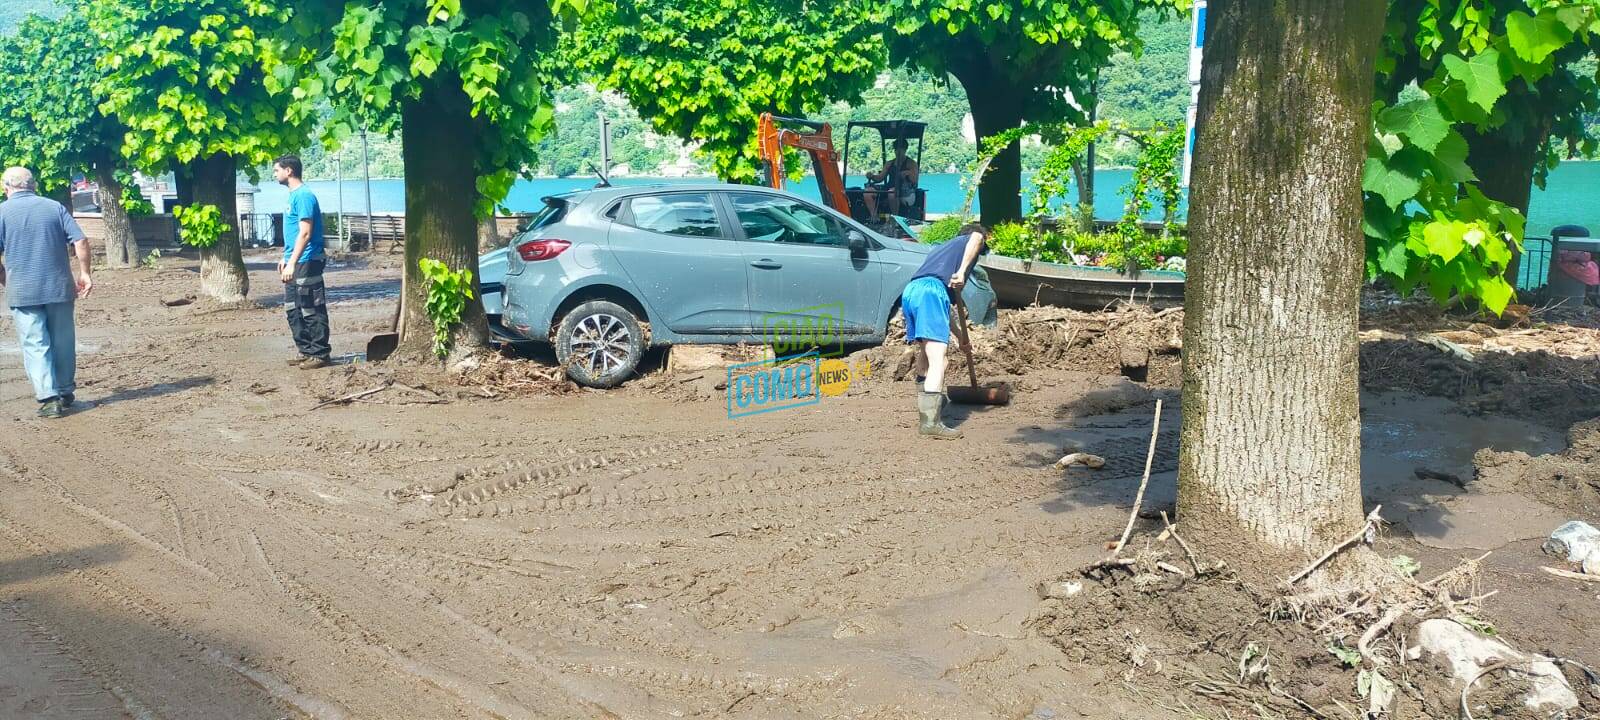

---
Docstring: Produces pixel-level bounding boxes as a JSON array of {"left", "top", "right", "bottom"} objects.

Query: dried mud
[{"left": 0, "top": 253, "right": 1593, "bottom": 719}]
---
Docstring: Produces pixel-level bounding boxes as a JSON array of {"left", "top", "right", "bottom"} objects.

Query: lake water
[{"left": 259, "top": 161, "right": 1599, "bottom": 238}]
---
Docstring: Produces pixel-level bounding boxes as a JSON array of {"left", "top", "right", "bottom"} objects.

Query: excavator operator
[{"left": 863, "top": 138, "right": 920, "bottom": 219}]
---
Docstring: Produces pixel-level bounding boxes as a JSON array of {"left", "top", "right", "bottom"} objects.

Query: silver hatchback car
[{"left": 498, "top": 183, "right": 998, "bottom": 388}]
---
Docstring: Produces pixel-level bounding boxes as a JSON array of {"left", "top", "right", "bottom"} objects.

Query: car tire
[{"left": 554, "top": 300, "right": 645, "bottom": 388}]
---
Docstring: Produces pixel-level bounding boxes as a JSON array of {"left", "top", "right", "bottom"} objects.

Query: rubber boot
[{"left": 917, "top": 391, "right": 962, "bottom": 439}]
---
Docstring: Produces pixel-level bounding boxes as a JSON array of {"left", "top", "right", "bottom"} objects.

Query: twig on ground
[
  {"left": 1357, "top": 606, "right": 1406, "bottom": 666},
  {"left": 1285, "top": 506, "right": 1383, "bottom": 586},
  {"left": 1160, "top": 511, "right": 1203, "bottom": 576},
  {"left": 1419, "top": 551, "right": 1491, "bottom": 589},
  {"left": 1540, "top": 566, "right": 1598, "bottom": 582},
  {"left": 1112, "top": 399, "right": 1164, "bottom": 556},
  {"left": 310, "top": 382, "right": 393, "bottom": 411},
  {"left": 1460, "top": 660, "right": 1513, "bottom": 720}
]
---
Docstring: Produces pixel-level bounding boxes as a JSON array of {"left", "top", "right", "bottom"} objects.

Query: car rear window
[{"left": 619, "top": 193, "right": 723, "bottom": 239}]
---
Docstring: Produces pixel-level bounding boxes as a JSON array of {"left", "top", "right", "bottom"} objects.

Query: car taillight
[{"left": 517, "top": 239, "right": 571, "bottom": 262}]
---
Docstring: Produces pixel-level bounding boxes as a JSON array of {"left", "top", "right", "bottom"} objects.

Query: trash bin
[{"left": 1546, "top": 225, "right": 1596, "bottom": 303}]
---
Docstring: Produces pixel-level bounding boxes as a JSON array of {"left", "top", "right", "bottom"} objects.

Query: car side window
[
  {"left": 619, "top": 193, "right": 723, "bottom": 238},
  {"left": 728, "top": 192, "right": 846, "bottom": 247}
]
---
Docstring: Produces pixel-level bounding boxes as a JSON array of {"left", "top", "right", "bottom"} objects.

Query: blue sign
[{"left": 726, "top": 351, "right": 822, "bottom": 418}]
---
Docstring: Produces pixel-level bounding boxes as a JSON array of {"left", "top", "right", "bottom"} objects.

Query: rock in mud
[
  {"left": 1545, "top": 521, "right": 1600, "bottom": 564},
  {"left": 1052, "top": 453, "right": 1105, "bottom": 470},
  {"left": 1036, "top": 580, "right": 1084, "bottom": 600},
  {"left": 1414, "top": 618, "right": 1579, "bottom": 713}
]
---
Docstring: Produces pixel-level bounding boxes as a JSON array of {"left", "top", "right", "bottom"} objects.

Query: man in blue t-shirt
[
  {"left": 900, "top": 222, "right": 988, "bottom": 439},
  {"left": 273, "top": 155, "right": 331, "bottom": 368},
  {"left": 0, "top": 167, "right": 93, "bottom": 418}
]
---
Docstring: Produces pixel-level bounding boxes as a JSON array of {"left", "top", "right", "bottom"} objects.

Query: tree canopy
[
  {"left": 567, "top": 0, "right": 885, "bottom": 182},
  {"left": 1363, "top": 0, "right": 1600, "bottom": 313},
  {"left": 884, "top": 0, "right": 1187, "bottom": 223},
  {"left": 0, "top": 7, "right": 120, "bottom": 192},
  {"left": 91, "top": 0, "right": 314, "bottom": 175},
  {"left": 281, "top": 0, "right": 585, "bottom": 215}
]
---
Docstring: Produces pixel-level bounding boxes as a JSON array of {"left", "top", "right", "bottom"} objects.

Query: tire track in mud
[
  {"left": 0, "top": 451, "right": 219, "bottom": 584},
  {"left": 425, "top": 435, "right": 764, "bottom": 515},
  {"left": 0, "top": 600, "right": 155, "bottom": 720},
  {"left": 0, "top": 514, "right": 345, "bottom": 719}
]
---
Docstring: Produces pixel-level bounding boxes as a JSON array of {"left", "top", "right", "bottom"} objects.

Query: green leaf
[
  {"left": 1428, "top": 132, "right": 1476, "bottom": 183},
  {"left": 1377, "top": 99, "right": 1450, "bottom": 152},
  {"left": 1424, "top": 220, "right": 1466, "bottom": 263},
  {"left": 1441, "top": 50, "right": 1506, "bottom": 113},
  {"left": 1506, "top": 11, "right": 1572, "bottom": 65},
  {"left": 1376, "top": 239, "right": 1411, "bottom": 278},
  {"left": 1363, "top": 155, "right": 1424, "bottom": 209}
]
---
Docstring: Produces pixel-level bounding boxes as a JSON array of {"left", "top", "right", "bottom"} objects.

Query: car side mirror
[{"left": 846, "top": 229, "right": 868, "bottom": 253}]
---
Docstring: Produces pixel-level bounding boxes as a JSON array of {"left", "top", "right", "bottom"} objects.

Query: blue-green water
[{"left": 262, "top": 161, "right": 1599, "bottom": 239}]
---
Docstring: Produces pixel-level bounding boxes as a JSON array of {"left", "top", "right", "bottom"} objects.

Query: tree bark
[
  {"left": 397, "top": 72, "right": 490, "bottom": 361},
  {"left": 189, "top": 153, "right": 249, "bottom": 302},
  {"left": 478, "top": 215, "right": 501, "bottom": 252},
  {"left": 953, "top": 64, "right": 1025, "bottom": 225},
  {"left": 1178, "top": 0, "right": 1386, "bottom": 563},
  {"left": 94, "top": 153, "right": 138, "bottom": 269}
]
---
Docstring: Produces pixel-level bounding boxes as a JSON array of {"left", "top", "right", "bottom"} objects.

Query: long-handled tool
[{"left": 946, "top": 294, "right": 1011, "bottom": 405}]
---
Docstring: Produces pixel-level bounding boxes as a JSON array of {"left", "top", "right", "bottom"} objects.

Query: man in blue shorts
[{"left": 901, "top": 222, "right": 987, "bottom": 439}]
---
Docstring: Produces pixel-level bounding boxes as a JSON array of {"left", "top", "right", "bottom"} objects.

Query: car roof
[{"left": 566, "top": 182, "right": 795, "bottom": 203}]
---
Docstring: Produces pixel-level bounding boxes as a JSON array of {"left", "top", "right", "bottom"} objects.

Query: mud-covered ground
[{"left": 0, "top": 252, "right": 1595, "bottom": 719}]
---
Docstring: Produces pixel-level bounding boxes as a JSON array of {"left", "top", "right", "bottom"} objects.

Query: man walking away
[
  {"left": 273, "top": 155, "right": 331, "bottom": 369},
  {"left": 900, "top": 222, "right": 987, "bottom": 439},
  {"left": 0, "top": 167, "right": 93, "bottom": 418}
]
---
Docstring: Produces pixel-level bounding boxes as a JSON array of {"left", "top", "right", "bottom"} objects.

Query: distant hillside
[{"left": 0, "top": 0, "right": 60, "bottom": 34}]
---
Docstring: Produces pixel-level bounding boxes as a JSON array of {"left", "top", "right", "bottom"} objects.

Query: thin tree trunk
[
  {"left": 955, "top": 66, "right": 1025, "bottom": 225},
  {"left": 1071, "top": 159, "right": 1095, "bottom": 233},
  {"left": 1178, "top": 0, "right": 1386, "bottom": 564},
  {"left": 190, "top": 153, "right": 249, "bottom": 302},
  {"left": 478, "top": 215, "right": 501, "bottom": 252},
  {"left": 1464, "top": 119, "right": 1549, "bottom": 285},
  {"left": 397, "top": 72, "right": 490, "bottom": 361},
  {"left": 94, "top": 154, "right": 138, "bottom": 269}
]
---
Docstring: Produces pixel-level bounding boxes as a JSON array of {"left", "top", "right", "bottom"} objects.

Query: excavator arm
[{"left": 757, "top": 113, "right": 851, "bottom": 216}]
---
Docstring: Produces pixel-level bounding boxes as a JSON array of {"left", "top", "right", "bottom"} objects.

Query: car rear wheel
[{"left": 554, "top": 300, "right": 645, "bottom": 388}]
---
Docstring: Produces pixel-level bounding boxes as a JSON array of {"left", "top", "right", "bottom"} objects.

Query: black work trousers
[{"left": 285, "top": 259, "right": 331, "bottom": 359}]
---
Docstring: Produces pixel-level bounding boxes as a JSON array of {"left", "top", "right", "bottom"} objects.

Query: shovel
[
  {"left": 946, "top": 293, "right": 1011, "bottom": 406},
  {"left": 365, "top": 293, "right": 402, "bottom": 362}
]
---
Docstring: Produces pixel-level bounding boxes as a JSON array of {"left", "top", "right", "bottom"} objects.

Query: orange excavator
[
  {"left": 757, "top": 113, "right": 851, "bottom": 213},
  {"left": 758, "top": 113, "right": 929, "bottom": 235}
]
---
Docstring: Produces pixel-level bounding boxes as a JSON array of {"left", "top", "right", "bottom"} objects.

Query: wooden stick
[
  {"left": 1540, "top": 566, "right": 1598, "bottom": 582},
  {"left": 1161, "top": 511, "right": 1202, "bottom": 576},
  {"left": 1285, "top": 506, "right": 1383, "bottom": 585},
  {"left": 310, "top": 382, "right": 392, "bottom": 411},
  {"left": 1112, "top": 399, "right": 1164, "bottom": 556}
]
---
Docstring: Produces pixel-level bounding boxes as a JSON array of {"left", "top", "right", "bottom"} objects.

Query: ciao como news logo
[
  {"left": 726, "top": 304, "right": 871, "bottom": 418},
  {"left": 725, "top": 351, "right": 823, "bottom": 418}
]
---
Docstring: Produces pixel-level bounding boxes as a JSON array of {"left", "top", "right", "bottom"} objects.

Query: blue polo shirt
[
  {"left": 283, "top": 185, "right": 324, "bottom": 264},
  {"left": 911, "top": 233, "right": 984, "bottom": 284},
  {"left": 0, "top": 191, "right": 86, "bottom": 308}
]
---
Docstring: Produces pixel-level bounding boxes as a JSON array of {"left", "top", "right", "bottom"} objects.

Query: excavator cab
[{"left": 843, "top": 120, "right": 928, "bottom": 224}]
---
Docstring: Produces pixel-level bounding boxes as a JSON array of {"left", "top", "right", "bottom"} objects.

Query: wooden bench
[{"left": 345, "top": 214, "right": 407, "bottom": 253}]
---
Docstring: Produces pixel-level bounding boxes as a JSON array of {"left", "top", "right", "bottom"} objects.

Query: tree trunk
[
  {"left": 478, "top": 215, "right": 501, "bottom": 252},
  {"left": 1178, "top": 0, "right": 1386, "bottom": 564},
  {"left": 1071, "top": 159, "right": 1095, "bottom": 233},
  {"left": 397, "top": 72, "right": 490, "bottom": 361},
  {"left": 1464, "top": 119, "right": 1549, "bottom": 285},
  {"left": 954, "top": 66, "right": 1025, "bottom": 225},
  {"left": 171, "top": 160, "right": 194, "bottom": 210},
  {"left": 94, "top": 154, "right": 138, "bottom": 269},
  {"left": 190, "top": 153, "right": 249, "bottom": 302}
]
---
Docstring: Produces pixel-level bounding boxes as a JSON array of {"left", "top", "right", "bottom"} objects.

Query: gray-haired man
[{"left": 0, "top": 167, "right": 93, "bottom": 418}]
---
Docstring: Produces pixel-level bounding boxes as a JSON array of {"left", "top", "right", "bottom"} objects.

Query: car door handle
[{"left": 750, "top": 259, "right": 782, "bottom": 269}]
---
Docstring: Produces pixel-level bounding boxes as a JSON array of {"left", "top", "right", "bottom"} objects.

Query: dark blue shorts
[{"left": 901, "top": 276, "right": 952, "bottom": 344}]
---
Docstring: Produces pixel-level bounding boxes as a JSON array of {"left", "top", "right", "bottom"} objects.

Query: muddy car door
[
  {"left": 607, "top": 192, "right": 754, "bottom": 335},
  {"left": 722, "top": 191, "right": 883, "bottom": 343}
]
